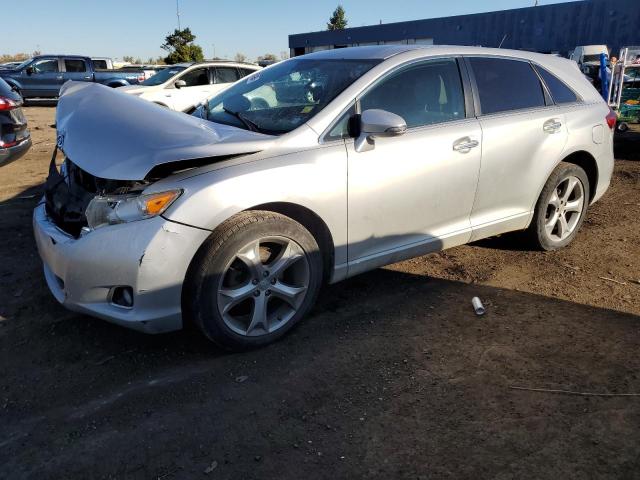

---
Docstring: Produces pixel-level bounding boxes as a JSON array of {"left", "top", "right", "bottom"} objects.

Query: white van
[{"left": 570, "top": 45, "right": 608, "bottom": 66}]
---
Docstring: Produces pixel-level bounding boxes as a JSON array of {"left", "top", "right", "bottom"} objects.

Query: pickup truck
[{"left": 0, "top": 55, "right": 145, "bottom": 99}]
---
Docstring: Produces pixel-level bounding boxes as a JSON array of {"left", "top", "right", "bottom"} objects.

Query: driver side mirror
[
  {"left": 25, "top": 66, "right": 34, "bottom": 75},
  {"left": 174, "top": 79, "right": 186, "bottom": 89},
  {"left": 355, "top": 109, "right": 407, "bottom": 153}
]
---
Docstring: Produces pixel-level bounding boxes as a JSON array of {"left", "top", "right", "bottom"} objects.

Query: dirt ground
[{"left": 1, "top": 107, "right": 639, "bottom": 480}]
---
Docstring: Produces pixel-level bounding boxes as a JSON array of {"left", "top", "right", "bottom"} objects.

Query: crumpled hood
[{"left": 56, "top": 82, "right": 276, "bottom": 180}]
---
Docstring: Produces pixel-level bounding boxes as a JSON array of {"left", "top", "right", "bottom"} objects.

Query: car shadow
[
  {"left": 614, "top": 127, "right": 640, "bottom": 161},
  {"left": 2, "top": 183, "right": 640, "bottom": 478}
]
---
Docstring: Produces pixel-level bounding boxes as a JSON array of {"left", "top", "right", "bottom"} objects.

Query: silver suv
[{"left": 34, "top": 46, "right": 614, "bottom": 349}]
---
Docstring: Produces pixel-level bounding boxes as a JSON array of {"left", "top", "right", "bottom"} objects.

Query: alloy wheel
[
  {"left": 217, "top": 236, "right": 310, "bottom": 337},
  {"left": 544, "top": 175, "right": 585, "bottom": 242}
]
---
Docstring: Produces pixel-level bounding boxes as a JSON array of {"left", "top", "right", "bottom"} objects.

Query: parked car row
[
  {"left": 118, "top": 61, "right": 261, "bottom": 111},
  {"left": 0, "top": 55, "right": 147, "bottom": 99},
  {"left": 0, "top": 53, "right": 264, "bottom": 171},
  {"left": 0, "top": 77, "right": 31, "bottom": 166},
  {"left": 32, "top": 45, "right": 614, "bottom": 350}
]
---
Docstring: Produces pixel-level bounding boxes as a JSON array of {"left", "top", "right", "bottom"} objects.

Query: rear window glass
[
  {"left": 64, "top": 59, "right": 86, "bottom": 72},
  {"left": 214, "top": 67, "right": 240, "bottom": 84},
  {"left": 239, "top": 68, "right": 257, "bottom": 78},
  {"left": 469, "top": 57, "right": 546, "bottom": 115},
  {"left": 536, "top": 66, "right": 578, "bottom": 104}
]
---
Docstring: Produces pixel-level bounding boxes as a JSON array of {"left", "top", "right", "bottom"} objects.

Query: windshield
[
  {"left": 204, "top": 58, "right": 379, "bottom": 135},
  {"left": 14, "top": 59, "right": 33, "bottom": 70},
  {"left": 583, "top": 54, "right": 604, "bottom": 64},
  {"left": 141, "top": 66, "right": 186, "bottom": 86}
]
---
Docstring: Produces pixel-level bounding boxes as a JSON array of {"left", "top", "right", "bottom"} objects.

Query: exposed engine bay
[{"left": 44, "top": 149, "right": 149, "bottom": 237}]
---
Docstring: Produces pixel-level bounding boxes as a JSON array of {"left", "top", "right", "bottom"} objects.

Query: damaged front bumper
[{"left": 33, "top": 202, "right": 210, "bottom": 333}]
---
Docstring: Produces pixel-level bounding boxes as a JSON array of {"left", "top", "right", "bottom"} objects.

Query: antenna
[
  {"left": 498, "top": 34, "right": 507, "bottom": 48},
  {"left": 176, "top": 0, "right": 181, "bottom": 30}
]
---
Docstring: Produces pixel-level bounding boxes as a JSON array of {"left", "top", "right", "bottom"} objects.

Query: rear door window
[
  {"left": 468, "top": 57, "right": 546, "bottom": 115},
  {"left": 239, "top": 68, "right": 257, "bottom": 78},
  {"left": 92, "top": 60, "right": 108, "bottom": 69},
  {"left": 32, "top": 58, "right": 59, "bottom": 73},
  {"left": 214, "top": 67, "right": 240, "bottom": 84},
  {"left": 64, "top": 59, "right": 87, "bottom": 72},
  {"left": 179, "top": 67, "right": 210, "bottom": 86},
  {"left": 536, "top": 66, "right": 578, "bottom": 104}
]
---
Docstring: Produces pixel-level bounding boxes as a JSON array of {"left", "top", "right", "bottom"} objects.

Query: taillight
[
  {"left": 137, "top": 75, "right": 145, "bottom": 83},
  {"left": 0, "top": 139, "right": 18, "bottom": 148},
  {"left": 606, "top": 108, "right": 617, "bottom": 130},
  {"left": 0, "top": 96, "right": 18, "bottom": 111}
]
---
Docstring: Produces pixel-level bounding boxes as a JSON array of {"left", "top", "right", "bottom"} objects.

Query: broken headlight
[{"left": 85, "top": 189, "right": 182, "bottom": 230}]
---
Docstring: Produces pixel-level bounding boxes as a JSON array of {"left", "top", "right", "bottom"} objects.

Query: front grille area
[
  {"left": 44, "top": 149, "right": 147, "bottom": 237},
  {"left": 45, "top": 154, "right": 96, "bottom": 237}
]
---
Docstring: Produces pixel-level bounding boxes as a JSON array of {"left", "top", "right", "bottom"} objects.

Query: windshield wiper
[{"left": 222, "top": 107, "right": 262, "bottom": 133}]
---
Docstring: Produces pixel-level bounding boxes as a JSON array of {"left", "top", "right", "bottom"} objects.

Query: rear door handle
[
  {"left": 543, "top": 118, "right": 562, "bottom": 134},
  {"left": 452, "top": 137, "right": 479, "bottom": 153}
]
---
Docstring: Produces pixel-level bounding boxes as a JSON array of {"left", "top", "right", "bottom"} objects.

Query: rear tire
[
  {"left": 526, "top": 162, "right": 590, "bottom": 251},
  {"left": 184, "top": 211, "right": 323, "bottom": 350}
]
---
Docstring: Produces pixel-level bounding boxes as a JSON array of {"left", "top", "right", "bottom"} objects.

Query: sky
[{"left": 3, "top": 0, "right": 578, "bottom": 62}]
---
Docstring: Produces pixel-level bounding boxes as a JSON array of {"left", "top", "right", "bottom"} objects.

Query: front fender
[{"left": 159, "top": 145, "right": 349, "bottom": 266}]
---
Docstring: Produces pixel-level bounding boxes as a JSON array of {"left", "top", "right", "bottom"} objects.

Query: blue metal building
[{"left": 289, "top": 0, "right": 640, "bottom": 57}]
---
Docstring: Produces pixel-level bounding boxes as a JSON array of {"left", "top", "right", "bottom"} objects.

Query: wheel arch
[
  {"left": 246, "top": 202, "right": 335, "bottom": 284},
  {"left": 560, "top": 150, "right": 598, "bottom": 203}
]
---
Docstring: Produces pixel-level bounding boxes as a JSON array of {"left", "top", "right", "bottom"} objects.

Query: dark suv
[{"left": 0, "top": 77, "right": 31, "bottom": 166}]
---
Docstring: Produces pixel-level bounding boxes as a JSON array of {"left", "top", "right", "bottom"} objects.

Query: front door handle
[
  {"left": 453, "top": 137, "right": 479, "bottom": 153},
  {"left": 543, "top": 118, "right": 562, "bottom": 134},
  {"left": 56, "top": 75, "right": 64, "bottom": 80}
]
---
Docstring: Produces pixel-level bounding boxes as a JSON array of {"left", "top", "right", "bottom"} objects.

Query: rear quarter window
[
  {"left": 536, "top": 66, "right": 578, "bottom": 104},
  {"left": 469, "top": 57, "right": 546, "bottom": 115}
]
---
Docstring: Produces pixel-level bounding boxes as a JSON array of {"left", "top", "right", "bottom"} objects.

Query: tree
[
  {"left": 234, "top": 52, "right": 247, "bottom": 63},
  {"left": 161, "top": 27, "right": 205, "bottom": 64},
  {"left": 327, "top": 5, "right": 347, "bottom": 30},
  {"left": 280, "top": 50, "right": 290, "bottom": 60},
  {"left": 258, "top": 53, "right": 277, "bottom": 63},
  {"left": 122, "top": 55, "right": 135, "bottom": 63}
]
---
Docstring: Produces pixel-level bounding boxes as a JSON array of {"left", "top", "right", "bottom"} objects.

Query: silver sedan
[{"left": 34, "top": 45, "right": 614, "bottom": 349}]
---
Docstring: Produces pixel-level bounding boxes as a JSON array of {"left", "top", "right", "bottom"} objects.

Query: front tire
[
  {"left": 526, "top": 162, "right": 590, "bottom": 251},
  {"left": 184, "top": 211, "right": 323, "bottom": 350}
]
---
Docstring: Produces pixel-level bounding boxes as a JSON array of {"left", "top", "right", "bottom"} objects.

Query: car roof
[
  {"left": 33, "top": 54, "right": 89, "bottom": 59},
  {"left": 172, "top": 61, "right": 260, "bottom": 68},
  {"left": 303, "top": 45, "right": 588, "bottom": 74},
  {"left": 303, "top": 44, "right": 581, "bottom": 62},
  {"left": 303, "top": 45, "right": 425, "bottom": 60}
]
